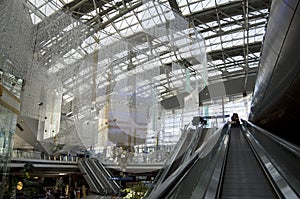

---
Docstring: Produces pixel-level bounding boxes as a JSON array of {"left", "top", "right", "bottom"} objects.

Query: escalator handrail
[
  {"left": 86, "top": 159, "right": 111, "bottom": 191},
  {"left": 146, "top": 152, "right": 199, "bottom": 199},
  {"left": 78, "top": 160, "right": 101, "bottom": 193},
  {"left": 84, "top": 160, "right": 108, "bottom": 192},
  {"left": 150, "top": 125, "right": 196, "bottom": 191},
  {"left": 163, "top": 124, "right": 229, "bottom": 198},
  {"left": 243, "top": 120, "right": 300, "bottom": 158},
  {"left": 94, "top": 159, "right": 120, "bottom": 191},
  {"left": 91, "top": 159, "right": 120, "bottom": 194},
  {"left": 182, "top": 126, "right": 204, "bottom": 162},
  {"left": 203, "top": 125, "right": 230, "bottom": 199},
  {"left": 241, "top": 125, "right": 299, "bottom": 199},
  {"left": 146, "top": 124, "right": 229, "bottom": 199}
]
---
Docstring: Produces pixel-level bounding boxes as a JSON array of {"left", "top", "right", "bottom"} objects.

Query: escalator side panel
[
  {"left": 78, "top": 161, "right": 101, "bottom": 194},
  {"left": 90, "top": 159, "right": 119, "bottom": 195},
  {"left": 93, "top": 159, "right": 120, "bottom": 192}
]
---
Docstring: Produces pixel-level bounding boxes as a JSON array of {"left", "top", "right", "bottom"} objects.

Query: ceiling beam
[
  {"left": 187, "top": 0, "right": 270, "bottom": 25},
  {"left": 208, "top": 41, "right": 262, "bottom": 61},
  {"left": 167, "top": 0, "right": 181, "bottom": 14}
]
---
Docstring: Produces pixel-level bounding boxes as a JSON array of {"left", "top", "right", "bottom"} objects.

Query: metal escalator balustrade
[
  {"left": 146, "top": 120, "right": 300, "bottom": 199},
  {"left": 86, "top": 159, "right": 112, "bottom": 194},
  {"left": 148, "top": 123, "right": 206, "bottom": 196},
  {"left": 241, "top": 120, "right": 300, "bottom": 198},
  {"left": 203, "top": 121, "right": 299, "bottom": 199},
  {"left": 207, "top": 122, "right": 299, "bottom": 199},
  {"left": 92, "top": 159, "right": 120, "bottom": 193},
  {"left": 88, "top": 159, "right": 120, "bottom": 195},
  {"left": 165, "top": 125, "right": 229, "bottom": 199},
  {"left": 148, "top": 125, "right": 196, "bottom": 195},
  {"left": 78, "top": 160, "right": 103, "bottom": 194},
  {"left": 146, "top": 123, "right": 229, "bottom": 199}
]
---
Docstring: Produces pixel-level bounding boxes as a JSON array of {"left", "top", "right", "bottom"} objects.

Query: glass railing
[
  {"left": 11, "top": 146, "right": 173, "bottom": 164},
  {"left": 11, "top": 150, "right": 78, "bottom": 162},
  {"left": 10, "top": 124, "right": 227, "bottom": 171}
]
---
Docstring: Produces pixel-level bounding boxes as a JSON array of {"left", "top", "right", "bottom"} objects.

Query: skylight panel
[
  {"left": 209, "top": 43, "right": 222, "bottom": 51},
  {"left": 63, "top": 93, "right": 74, "bottom": 103},
  {"left": 70, "top": 51, "right": 83, "bottom": 60},
  {"left": 209, "top": 37, "right": 221, "bottom": 45},
  {"left": 250, "top": 18, "right": 266, "bottom": 25},
  {"left": 89, "top": 10, "right": 97, "bottom": 17},
  {"left": 202, "top": 0, "right": 216, "bottom": 9},
  {"left": 189, "top": 2, "right": 202, "bottom": 12},
  {"left": 52, "top": 0, "right": 63, "bottom": 7},
  {"left": 178, "top": 0, "right": 189, "bottom": 7},
  {"left": 222, "top": 24, "right": 240, "bottom": 31},
  {"left": 172, "top": 79, "right": 184, "bottom": 87},
  {"left": 29, "top": 0, "right": 45, "bottom": 8},
  {"left": 64, "top": 0, "right": 75, "bottom": 3},
  {"left": 125, "top": 15, "right": 139, "bottom": 27},
  {"left": 30, "top": 14, "right": 42, "bottom": 24},
  {"left": 254, "top": 34, "right": 263, "bottom": 42},
  {"left": 48, "top": 62, "right": 66, "bottom": 74},
  {"left": 211, "top": 60, "right": 224, "bottom": 65},
  {"left": 206, "top": 45, "right": 213, "bottom": 52},
  {"left": 248, "top": 62, "right": 258, "bottom": 68},
  {"left": 120, "top": 28, "right": 133, "bottom": 37},
  {"left": 64, "top": 56, "right": 76, "bottom": 64},
  {"left": 230, "top": 14, "right": 243, "bottom": 21},
  {"left": 103, "top": 24, "right": 117, "bottom": 35},
  {"left": 82, "top": 41, "right": 97, "bottom": 52},
  {"left": 232, "top": 39, "right": 243, "bottom": 46},
  {"left": 39, "top": 4, "right": 55, "bottom": 16},
  {"left": 67, "top": 48, "right": 77, "bottom": 56},
  {"left": 207, "top": 70, "right": 222, "bottom": 77},
  {"left": 205, "top": 20, "right": 219, "bottom": 28},
  {"left": 106, "top": 9, "right": 119, "bottom": 20},
  {"left": 130, "top": 24, "right": 143, "bottom": 34},
  {"left": 181, "top": 6, "right": 191, "bottom": 15},
  {"left": 227, "top": 66, "right": 243, "bottom": 72},
  {"left": 201, "top": 31, "right": 214, "bottom": 38},
  {"left": 248, "top": 37, "right": 255, "bottom": 44},
  {"left": 114, "top": 19, "right": 125, "bottom": 30}
]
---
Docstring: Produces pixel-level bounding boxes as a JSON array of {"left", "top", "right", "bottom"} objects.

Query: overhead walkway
[{"left": 146, "top": 121, "right": 300, "bottom": 199}]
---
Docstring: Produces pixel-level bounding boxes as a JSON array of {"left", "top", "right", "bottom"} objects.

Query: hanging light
[{"left": 16, "top": 181, "right": 23, "bottom": 191}]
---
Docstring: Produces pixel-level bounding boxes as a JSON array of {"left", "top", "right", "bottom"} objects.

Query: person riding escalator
[{"left": 231, "top": 113, "right": 240, "bottom": 127}]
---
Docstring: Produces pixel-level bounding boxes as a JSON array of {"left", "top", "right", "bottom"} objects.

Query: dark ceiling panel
[
  {"left": 208, "top": 42, "right": 262, "bottom": 61},
  {"left": 187, "top": 0, "right": 271, "bottom": 25}
]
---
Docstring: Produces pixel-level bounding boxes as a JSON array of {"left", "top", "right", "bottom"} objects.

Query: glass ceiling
[
  {"left": 25, "top": 0, "right": 270, "bottom": 85},
  {"left": 3, "top": 0, "right": 271, "bottom": 155}
]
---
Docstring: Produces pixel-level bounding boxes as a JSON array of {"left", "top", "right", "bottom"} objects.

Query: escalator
[
  {"left": 148, "top": 125, "right": 207, "bottom": 195},
  {"left": 146, "top": 123, "right": 300, "bottom": 199},
  {"left": 78, "top": 160, "right": 104, "bottom": 194},
  {"left": 219, "top": 127, "right": 277, "bottom": 198},
  {"left": 146, "top": 125, "right": 229, "bottom": 199},
  {"left": 78, "top": 159, "right": 121, "bottom": 196},
  {"left": 88, "top": 159, "right": 120, "bottom": 195}
]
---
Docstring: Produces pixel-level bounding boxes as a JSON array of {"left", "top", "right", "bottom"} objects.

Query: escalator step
[{"left": 220, "top": 128, "right": 277, "bottom": 198}]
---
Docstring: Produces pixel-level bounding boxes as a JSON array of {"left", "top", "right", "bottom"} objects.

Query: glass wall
[
  {"left": 201, "top": 93, "right": 252, "bottom": 128},
  {"left": 0, "top": 104, "right": 17, "bottom": 197},
  {"left": 0, "top": 56, "right": 21, "bottom": 197}
]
